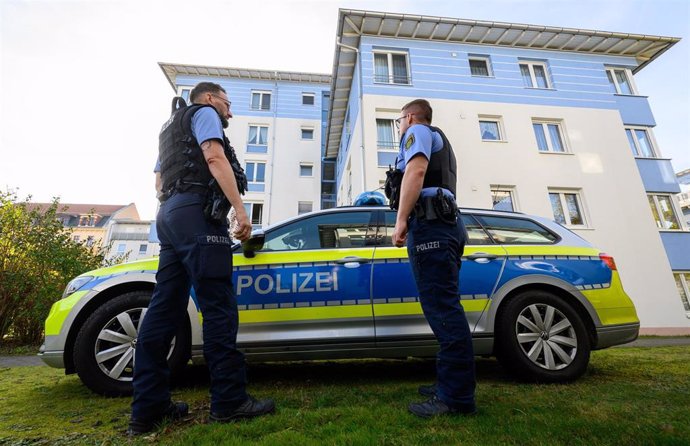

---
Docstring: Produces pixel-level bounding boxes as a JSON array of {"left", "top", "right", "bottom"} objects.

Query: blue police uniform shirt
[
  {"left": 396, "top": 124, "right": 453, "bottom": 199},
  {"left": 154, "top": 106, "right": 224, "bottom": 173}
]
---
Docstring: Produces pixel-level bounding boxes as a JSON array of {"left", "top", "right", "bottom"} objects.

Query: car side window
[
  {"left": 475, "top": 215, "right": 557, "bottom": 244},
  {"left": 380, "top": 212, "right": 493, "bottom": 246},
  {"left": 461, "top": 214, "right": 493, "bottom": 245},
  {"left": 261, "top": 211, "right": 376, "bottom": 251}
]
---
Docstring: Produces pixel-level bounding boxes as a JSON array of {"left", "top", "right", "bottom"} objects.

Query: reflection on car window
[
  {"left": 461, "top": 214, "right": 493, "bottom": 245},
  {"left": 262, "top": 211, "right": 375, "bottom": 251},
  {"left": 475, "top": 215, "right": 557, "bottom": 244}
]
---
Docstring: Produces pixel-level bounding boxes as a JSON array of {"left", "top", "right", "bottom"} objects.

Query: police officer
[
  {"left": 390, "top": 99, "right": 477, "bottom": 418},
  {"left": 128, "top": 82, "right": 274, "bottom": 435}
]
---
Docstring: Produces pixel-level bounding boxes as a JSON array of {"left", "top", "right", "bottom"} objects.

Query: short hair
[
  {"left": 402, "top": 99, "right": 433, "bottom": 124},
  {"left": 190, "top": 82, "right": 226, "bottom": 103}
]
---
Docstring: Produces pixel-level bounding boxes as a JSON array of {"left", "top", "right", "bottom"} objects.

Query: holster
[
  {"left": 413, "top": 189, "right": 457, "bottom": 224},
  {"left": 384, "top": 166, "right": 403, "bottom": 210},
  {"left": 203, "top": 179, "right": 231, "bottom": 224}
]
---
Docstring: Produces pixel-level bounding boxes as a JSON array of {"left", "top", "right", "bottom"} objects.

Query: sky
[{"left": 1, "top": 0, "right": 688, "bottom": 220}]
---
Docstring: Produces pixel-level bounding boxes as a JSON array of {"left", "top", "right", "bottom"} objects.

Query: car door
[
  {"left": 233, "top": 209, "right": 378, "bottom": 347},
  {"left": 370, "top": 210, "right": 507, "bottom": 342}
]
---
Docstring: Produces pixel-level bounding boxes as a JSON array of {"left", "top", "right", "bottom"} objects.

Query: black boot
[
  {"left": 418, "top": 383, "right": 437, "bottom": 397},
  {"left": 408, "top": 396, "right": 476, "bottom": 418},
  {"left": 127, "top": 401, "right": 189, "bottom": 436},
  {"left": 209, "top": 395, "right": 275, "bottom": 422}
]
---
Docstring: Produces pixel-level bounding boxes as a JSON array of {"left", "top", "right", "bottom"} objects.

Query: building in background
[
  {"left": 677, "top": 168, "right": 690, "bottom": 226},
  {"left": 326, "top": 9, "right": 689, "bottom": 332},
  {"left": 158, "top": 63, "right": 331, "bottom": 227},
  {"left": 105, "top": 219, "right": 160, "bottom": 262}
]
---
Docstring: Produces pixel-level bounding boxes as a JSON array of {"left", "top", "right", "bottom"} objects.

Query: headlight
[{"left": 62, "top": 276, "right": 94, "bottom": 298}]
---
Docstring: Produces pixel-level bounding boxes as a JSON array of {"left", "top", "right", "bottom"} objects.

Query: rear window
[{"left": 474, "top": 215, "right": 558, "bottom": 245}]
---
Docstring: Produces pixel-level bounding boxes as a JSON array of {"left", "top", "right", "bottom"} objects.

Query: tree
[{"left": 0, "top": 191, "right": 122, "bottom": 344}]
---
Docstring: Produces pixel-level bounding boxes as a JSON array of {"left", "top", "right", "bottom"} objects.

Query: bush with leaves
[{"left": 0, "top": 191, "right": 126, "bottom": 345}]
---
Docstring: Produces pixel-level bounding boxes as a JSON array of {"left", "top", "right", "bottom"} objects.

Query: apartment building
[{"left": 325, "top": 9, "right": 690, "bottom": 331}]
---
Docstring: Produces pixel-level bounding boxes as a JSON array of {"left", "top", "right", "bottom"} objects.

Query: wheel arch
[
  {"left": 485, "top": 275, "right": 600, "bottom": 352},
  {"left": 63, "top": 278, "right": 199, "bottom": 374}
]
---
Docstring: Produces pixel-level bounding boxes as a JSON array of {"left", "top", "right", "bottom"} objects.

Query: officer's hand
[
  {"left": 392, "top": 220, "right": 408, "bottom": 248},
  {"left": 233, "top": 210, "right": 252, "bottom": 242}
]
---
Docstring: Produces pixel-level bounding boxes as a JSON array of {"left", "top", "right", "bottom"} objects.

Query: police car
[{"left": 39, "top": 201, "right": 640, "bottom": 395}]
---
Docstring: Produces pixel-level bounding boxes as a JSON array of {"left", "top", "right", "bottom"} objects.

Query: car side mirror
[{"left": 242, "top": 231, "right": 265, "bottom": 258}]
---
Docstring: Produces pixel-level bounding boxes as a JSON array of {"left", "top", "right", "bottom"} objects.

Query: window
[
  {"left": 302, "top": 93, "right": 315, "bottom": 105},
  {"left": 262, "top": 211, "right": 375, "bottom": 251},
  {"left": 469, "top": 56, "right": 492, "bottom": 77},
  {"left": 373, "top": 51, "right": 410, "bottom": 84},
  {"left": 460, "top": 214, "right": 493, "bottom": 245},
  {"left": 673, "top": 273, "right": 690, "bottom": 318},
  {"left": 247, "top": 125, "right": 268, "bottom": 153},
  {"left": 625, "top": 127, "right": 657, "bottom": 158},
  {"left": 117, "top": 243, "right": 126, "bottom": 253},
  {"left": 243, "top": 203, "right": 264, "bottom": 227},
  {"left": 73, "top": 235, "right": 80, "bottom": 242},
  {"left": 376, "top": 118, "right": 398, "bottom": 167},
  {"left": 301, "top": 128, "right": 314, "bottom": 140},
  {"left": 519, "top": 61, "right": 551, "bottom": 89},
  {"left": 648, "top": 194, "right": 681, "bottom": 230},
  {"left": 300, "top": 163, "right": 313, "bottom": 177},
  {"left": 78, "top": 215, "right": 96, "bottom": 227},
  {"left": 491, "top": 188, "right": 515, "bottom": 212},
  {"left": 549, "top": 190, "right": 586, "bottom": 227},
  {"left": 178, "top": 86, "right": 192, "bottom": 103},
  {"left": 251, "top": 91, "right": 271, "bottom": 111},
  {"left": 245, "top": 162, "right": 266, "bottom": 192},
  {"left": 478, "top": 117, "right": 504, "bottom": 141},
  {"left": 533, "top": 121, "right": 567, "bottom": 153},
  {"left": 606, "top": 67, "right": 635, "bottom": 95},
  {"left": 298, "top": 201, "right": 313, "bottom": 215},
  {"left": 86, "top": 236, "right": 95, "bottom": 247},
  {"left": 138, "top": 244, "right": 147, "bottom": 255},
  {"left": 475, "top": 215, "right": 558, "bottom": 244}
]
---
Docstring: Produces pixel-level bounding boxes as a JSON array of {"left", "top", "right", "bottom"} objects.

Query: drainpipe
[
  {"left": 336, "top": 39, "right": 367, "bottom": 195},
  {"left": 266, "top": 72, "right": 279, "bottom": 225}
]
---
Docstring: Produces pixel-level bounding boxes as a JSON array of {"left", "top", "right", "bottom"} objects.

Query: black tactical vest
[
  {"left": 422, "top": 125, "right": 457, "bottom": 197},
  {"left": 158, "top": 104, "right": 218, "bottom": 193}
]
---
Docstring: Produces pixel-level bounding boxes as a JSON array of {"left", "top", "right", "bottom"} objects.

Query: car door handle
[
  {"left": 335, "top": 256, "right": 371, "bottom": 265},
  {"left": 467, "top": 253, "right": 498, "bottom": 262}
]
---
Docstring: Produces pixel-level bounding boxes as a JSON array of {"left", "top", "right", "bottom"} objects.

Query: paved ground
[{"left": 1, "top": 337, "right": 689, "bottom": 368}]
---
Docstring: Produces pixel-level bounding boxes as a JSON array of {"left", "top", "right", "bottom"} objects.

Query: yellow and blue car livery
[{"left": 39, "top": 206, "right": 639, "bottom": 394}]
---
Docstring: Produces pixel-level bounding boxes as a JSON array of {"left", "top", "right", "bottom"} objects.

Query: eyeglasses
[
  {"left": 394, "top": 113, "right": 413, "bottom": 128},
  {"left": 211, "top": 93, "right": 231, "bottom": 109}
]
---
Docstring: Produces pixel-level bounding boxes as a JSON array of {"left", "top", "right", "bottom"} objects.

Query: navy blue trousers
[
  {"left": 131, "top": 192, "right": 247, "bottom": 419},
  {"left": 407, "top": 213, "right": 476, "bottom": 410}
]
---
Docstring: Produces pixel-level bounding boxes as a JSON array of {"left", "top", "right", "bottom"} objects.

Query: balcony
[
  {"left": 660, "top": 232, "right": 690, "bottom": 270},
  {"left": 635, "top": 158, "right": 681, "bottom": 193}
]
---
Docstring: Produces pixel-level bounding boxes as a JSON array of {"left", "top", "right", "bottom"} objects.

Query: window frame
[
  {"left": 376, "top": 117, "right": 398, "bottom": 167},
  {"left": 138, "top": 244, "right": 147, "bottom": 255},
  {"left": 299, "top": 163, "right": 313, "bottom": 177},
  {"left": 648, "top": 194, "right": 683, "bottom": 231},
  {"left": 673, "top": 272, "right": 690, "bottom": 318},
  {"left": 548, "top": 189, "right": 589, "bottom": 228},
  {"left": 297, "top": 201, "right": 313, "bottom": 215},
  {"left": 177, "top": 86, "right": 193, "bottom": 103},
  {"left": 625, "top": 126, "right": 658, "bottom": 158},
  {"left": 301, "top": 127, "right": 314, "bottom": 140},
  {"left": 606, "top": 67, "right": 637, "bottom": 95},
  {"left": 247, "top": 124, "right": 269, "bottom": 153},
  {"left": 519, "top": 61, "right": 552, "bottom": 89},
  {"left": 532, "top": 120, "right": 569, "bottom": 153},
  {"left": 245, "top": 161, "right": 266, "bottom": 184},
  {"left": 478, "top": 116, "right": 505, "bottom": 142},
  {"left": 490, "top": 187, "right": 517, "bottom": 212},
  {"left": 468, "top": 55, "right": 493, "bottom": 77},
  {"left": 302, "top": 93, "right": 315, "bottom": 106},
  {"left": 244, "top": 202, "right": 264, "bottom": 227},
  {"left": 372, "top": 50, "right": 411, "bottom": 85},
  {"left": 250, "top": 90, "right": 272, "bottom": 111}
]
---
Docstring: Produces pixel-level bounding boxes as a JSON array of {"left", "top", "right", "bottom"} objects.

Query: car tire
[
  {"left": 495, "top": 290, "right": 591, "bottom": 383},
  {"left": 73, "top": 290, "right": 190, "bottom": 396}
]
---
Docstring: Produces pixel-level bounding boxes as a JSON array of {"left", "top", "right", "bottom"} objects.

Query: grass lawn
[{"left": 0, "top": 346, "right": 688, "bottom": 445}]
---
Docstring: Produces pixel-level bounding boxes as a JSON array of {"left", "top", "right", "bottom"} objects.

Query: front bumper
[
  {"left": 37, "top": 344, "right": 65, "bottom": 368},
  {"left": 594, "top": 322, "right": 640, "bottom": 349}
]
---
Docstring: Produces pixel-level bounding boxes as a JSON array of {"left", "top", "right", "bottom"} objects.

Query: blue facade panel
[
  {"left": 635, "top": 159, "right": 682, "bottom": 193},
  {"left": 358, "top": 36, "right": 642, "bottom": 110},
  {"left": 660, "top": 232, "right": 690, "bottom": 270},
  {"left": 615, "top": 95, "right": 656, "bottom": 126},
  {"left": 175, "top": 75, "right": 328, "bottom": 120}
]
